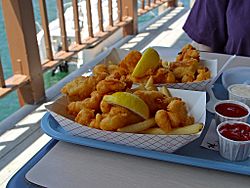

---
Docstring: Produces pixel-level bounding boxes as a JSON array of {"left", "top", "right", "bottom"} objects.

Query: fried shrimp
[
  {"left": 176, "top": 44, "right": 200, "bottom": 62},
  {"left": 67, "top": 91, "right": 103, "bottom": 115},
  {"left": 75, "top": 108, "right": 95, "bottom": 126},
  {"left": 89, "top": 113, "right": 103, "bottom": 129},
  {"left": 100, "top": 100, "right": 112, "bottom": 113},
  {"left": 96, "top": 78, "right": 129, "bottom": 95},
  {"left": 134, "top": 90, "right": 178, "bottom": 115},
  {"left": 119, "top": 50, "right": 142, "bottom": 73},
  {"left": 155, "top": 99, "right": 195, "bottom": 132},
  {"left": 167, "top": 100, "right": 188, "bottom": 128},
  {"left": 155, "top": 110, "right": 172, "bottom": 133},
  {"left": 61, "top": 76, "right": 97, "bottom": 101},
  {"left": 99, "top": 106, "right": 143, "bottom": 131},
  {"left": 152, "top": 68, "right": 176, "bottom": 84}
]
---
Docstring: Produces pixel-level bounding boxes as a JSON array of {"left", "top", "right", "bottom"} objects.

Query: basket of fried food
[
  {"left": 130, "top": 44, "right": 217, "bottom": 91},
  {"left": 46, "top": 72, "right": 206, "bottom": 152},
  {"left": 96, "top": 44, "right": 216, "bottom": 91}
]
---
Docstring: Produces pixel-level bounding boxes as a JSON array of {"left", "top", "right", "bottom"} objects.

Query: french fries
[
  {"left": 161, "top": 61, "right": 171, "bottom": 68},
  {"left": 140, "top": 127, "right": 166, "bottom": 135},
  {"left": 140, "top": 123, "right": 203, "bottom": 135},
  {"left": 145, "top": 76, "right": 158, "bottom": 91},
  {"left": 117, "top": 118, "right": 156, "bottom": 133},
  {"left": 159, "top": 86, "right": 172, "bottom": 97},
  {"left": 129, "top": 84, "right": 146, "bottom": 93}
]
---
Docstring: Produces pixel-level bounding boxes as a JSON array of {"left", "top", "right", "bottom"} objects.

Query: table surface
[{"left": 7, "top": 51, "right": 250, "bottom": 188}]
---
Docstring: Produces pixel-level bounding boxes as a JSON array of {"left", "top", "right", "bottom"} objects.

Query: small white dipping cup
[
  {"left": 217, "top": 121, "right": 250, "bottom": 161},
  {"left": 214, "top": 100, "right": 250, "bottom": 126}
]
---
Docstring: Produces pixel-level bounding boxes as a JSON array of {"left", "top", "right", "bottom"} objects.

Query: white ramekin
[
  {"left": 214, "top": 100, "right": 250, "bottom": 126},
  {"left": 228, "top": 84, "right": 250, "bottom": 108},
  {"left": 217, "top": 121, "right": 250, "bottom": 161}
]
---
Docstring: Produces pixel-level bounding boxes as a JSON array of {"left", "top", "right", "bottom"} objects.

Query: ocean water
[
  {"left": 0, "top": 0, "right": 72, "bottom": 122},
  {"left": 0, "top": 0, "right": 189, "bottom": 122}
]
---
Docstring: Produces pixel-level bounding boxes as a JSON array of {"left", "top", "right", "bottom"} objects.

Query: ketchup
[
  {"left": 219, "top": 123, "right": 250, "bottom": 141},
  {"left": 215, "top": 103, "right": 248, "bottom": 117}
]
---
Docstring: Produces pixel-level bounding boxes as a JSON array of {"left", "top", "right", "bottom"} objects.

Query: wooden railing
[{"left": 0, "top": 0, "right": 177, "bottom": 106}]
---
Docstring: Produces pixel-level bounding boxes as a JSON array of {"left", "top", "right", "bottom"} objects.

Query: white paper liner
[
  {"left": 46, "top": 89, "right": 206, "bottom": 153},
  {"left": 49, "top": 110, "right": 201, "bottom": 153}
]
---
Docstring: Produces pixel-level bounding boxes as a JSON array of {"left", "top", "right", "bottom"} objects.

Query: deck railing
[{"left": 0, "top": 0, "right": 177, "bottom": 106}]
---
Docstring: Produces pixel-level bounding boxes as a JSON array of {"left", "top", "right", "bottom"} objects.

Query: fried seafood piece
[
  {"left": 134, "top": 90, "right": 179, "bottom": 115},
  {"left": 61, "top": 76, "right": 97, "bottom": 101},
  {"left": 170, "top": 59, "right": 199, "bottom": 81},
  {"left": 75, "top": 108, "right": 95, "bottom": 126},
  {"left": 100, "top": 100, "right": 112, "bottom": 113},
  {"left": 119, "top": 50, "right": 142, "bottom": 73},
  {"left": 67, "top": 91, "right": 103, "bottom": 116},
  {"left": 152, "top": 68, "right": 176, "bottom": 84},
  {"left": 93, "top": 64, "right": 109, "bottom": 76},
  {"left": 195, "top": 67, "right": 211, "bottom": 82},
  {"left": 107, "top": 64, "right": 120, "bottom": 74},
  {"left": 181, "top": 73, "right": 195, "bottom": 83},
  {"left": 155, "top": 100, "right": 195, "bottom": 132},
  {"left": 176, "top": 44, "right": 200, "bottom": 62},
  {"left": 155, "top": 110, "right": 172, "bottom": 132},
  {"left": 93, "top": 64, "right": 121, "bottom": 77},
  {"left": 167, "top": 100, "right": 189, "bottom": 128},
  {"left": 89, "top": 113, "right": 103, "bottom": 129},
  {"left": 96, "top": 78, "right": 132, "bottom": 95},
  {"left": 99, "top": 106, "right": 143, "bottom": 131}
]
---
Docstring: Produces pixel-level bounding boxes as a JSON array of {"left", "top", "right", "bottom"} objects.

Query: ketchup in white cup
[
  {"left": 217, "top": 121, "right": 250, "bottom": 161},
  {"left": 214, "top": 100, "right": 250, "bottom": 125}
]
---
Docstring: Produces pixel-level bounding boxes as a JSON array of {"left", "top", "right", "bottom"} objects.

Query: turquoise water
[
  {"left": 0, "top": 0, "right": 189, "bottom": 122},
  {"left": 0, "top": 0, "right": 72, "bottom": 122}
]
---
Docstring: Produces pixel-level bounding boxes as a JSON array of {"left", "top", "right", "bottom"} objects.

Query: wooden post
[
  {"left": 141, "top": 0, "right": 145, "bottom": 10},
  {"left": 121, "top": 0, "right": 138, "bottom": 35},
  {"left": 168, "top": 0, "right": 178, "bottom": 7},
  {"left": 86, "top": 0, "right": 94, "bottom": 38},
  {"left": 72, "top": 0, "right": 81, "bottom": 44},
  {"left": 0, "top": 59, "right": 5, "bottom": 88},
  {"left": 108, "top": 0, "right": 114, "bottom": 27},
  {"left": 98, "top": 0, "right": 104, "bottom": 32},
  {"left": 57, "top": 0, "right": 68, "bottom": 51},
  {"left": 39, "top": 0, "right": 53, "bottom": 60},
  {"left": 2, "top": 0, "right": 45, "bottom": 105},
  {"left": 117, "top": 0, "right": 122, "bottom": 22}
]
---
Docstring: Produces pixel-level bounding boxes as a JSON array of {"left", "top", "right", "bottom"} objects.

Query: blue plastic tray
[{"left": 41, "top": 112, "right": 250, "bottom": 175}]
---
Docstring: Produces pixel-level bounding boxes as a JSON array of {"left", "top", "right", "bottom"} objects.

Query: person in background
[{"left": 183, "top": 0, "right": 250, "bottom": 57}]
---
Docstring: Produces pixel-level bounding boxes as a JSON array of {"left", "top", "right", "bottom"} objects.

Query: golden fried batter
[
  {"left": 61, "top": 76, "right": 97, "bottom": 101},
  {"left": 67, "top": 91, "right": 103, "bottom": 116},
  {"left": 119, "top": 50, "right": 142, "bottom": 73},
  {"left": 99, "top": 106, "right": 143, "bottom": 131},
  {"left": 75, "top": 108, "right": 95, "bottom": 126},
  {"left": 195, "top": 67, "right": 211, "bottom": 82},
  {"left": 155, "top": 110, "right": 172, "bottom": 132},
  {"left": 89, "top": 113, "right": 103, "bottom": 129},
  {"left": 152, "top": 68, "right": 176, "bottom": 84},
  {"left": 96, "top": 78, "right": 129, "bottom": 95},
  {"left": 134, "top": 90, "right": 179, "bottom": 115},
  {"left": 155, "top": 100, "right": 194, "bottom": 132},
  {"left": 176, "top": 44, "right": 200, "bottom": 62}
]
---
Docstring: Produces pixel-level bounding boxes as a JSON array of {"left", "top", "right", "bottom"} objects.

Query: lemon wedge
[
  {"left": 103, "top": 92, "right": 150, "bottom": 119},
  {"left": 132, "top": 47, "right": 160, "bottom": 78}
]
